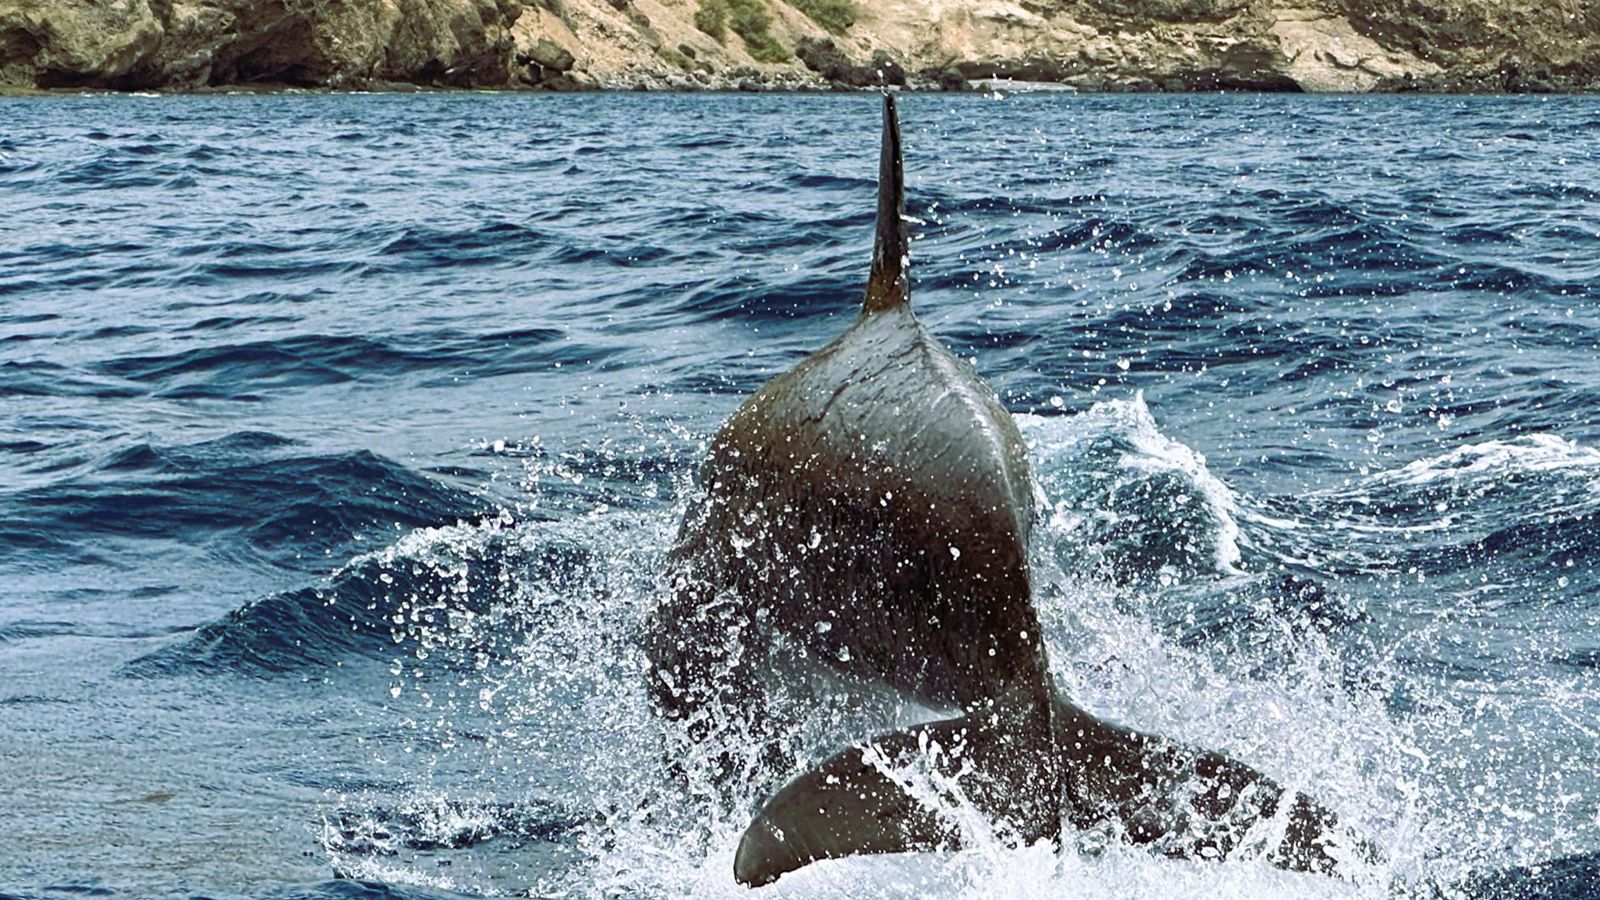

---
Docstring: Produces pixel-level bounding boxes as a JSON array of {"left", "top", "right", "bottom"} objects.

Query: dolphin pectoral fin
[
  {"left": 733, "top": 750, "right": 954, "bottom": 887},
  {"left": 733, "top": 726, "right": 956, "bottom": 887},
  {"left": 733, "top": 711, "right": 1059, "bottom": 886}
]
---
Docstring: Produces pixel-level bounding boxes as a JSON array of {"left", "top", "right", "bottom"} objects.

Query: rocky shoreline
[{"left": 2, "top": 0, "right": 1597, "bottom": 95}]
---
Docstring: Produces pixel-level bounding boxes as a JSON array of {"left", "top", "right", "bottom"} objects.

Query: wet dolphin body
[{"left": 645, "top": 94, "right": 1352, "bottom": 887}]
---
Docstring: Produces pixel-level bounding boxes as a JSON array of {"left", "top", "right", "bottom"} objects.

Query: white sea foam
[
  {"left": 1381, "top": 433, "right": 1600, "bottom": 487},
  {"left": 1019, "top": 393, "right": 1243, "bottom": 579},
  {"left": 321, "top": 413, "right": 1598, "bottom": 899}
]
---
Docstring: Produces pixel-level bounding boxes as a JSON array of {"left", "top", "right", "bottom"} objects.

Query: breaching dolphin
[{"left": 645, "top": 93, "right": 1353, "bottom": 887}]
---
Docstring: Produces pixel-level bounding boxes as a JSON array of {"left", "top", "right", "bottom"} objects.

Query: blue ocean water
[{"left": 2, "top": 91, "right": 1599, "bottom": 900}]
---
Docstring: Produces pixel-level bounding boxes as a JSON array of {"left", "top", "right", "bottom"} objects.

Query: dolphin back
[{"left": 651, "top": 91, "right": 1362, "bottom": 889}]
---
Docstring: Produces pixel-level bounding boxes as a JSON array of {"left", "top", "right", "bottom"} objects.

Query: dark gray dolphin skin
[{"left": 645, "top": 93, "right": 1354, "bottom": 887}]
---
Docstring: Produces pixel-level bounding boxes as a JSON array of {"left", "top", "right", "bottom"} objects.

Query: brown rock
[
  {"left": 2, "top": 0, "right": 1598, "bottom": 92},
  {"left": 934, "top": 66, "right": 967, "bottom": 91},
  {"left": 870, "top": 50, "right": 906, "bottom": 86},
  {"left": 0, "top": 0, "right": 520, "bottom": 90},
  {"left": 795, "top": 36, "right": 866, "bottom": 86},
  {"left": 526, "top": 36, "right": 575, "bottom": 71},
  {"left": 0, "top": 0, "right": 164, "bottom": 88}
]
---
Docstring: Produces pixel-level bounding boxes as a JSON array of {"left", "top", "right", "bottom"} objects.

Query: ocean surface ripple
[{"left": 2, "top": 92, "right": 1599, "bottom": 900}]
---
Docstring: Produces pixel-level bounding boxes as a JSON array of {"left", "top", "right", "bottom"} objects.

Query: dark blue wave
[
  {"left": 121, "top": 525, "right": 596, "bottom": 677},
  {"left": 65, "top": 329, "right": 576, "bottom": 395},
  {"left": 377, "top": 221, "right": 553, "bottom": 270},
  {"left": 1464, "top": 851, "right": 1600, "bottom": 900},
  {"left": 0, "top": 434, "right": 485, "bottom": 572}
]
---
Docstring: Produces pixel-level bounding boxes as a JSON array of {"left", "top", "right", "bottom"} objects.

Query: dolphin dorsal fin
[{"left": 862, "top": 92, "right": 909, "bottom": 315}]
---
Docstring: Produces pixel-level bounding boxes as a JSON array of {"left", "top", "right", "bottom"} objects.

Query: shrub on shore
[
  {"left": 696, "top": 0, "right": 790, "bottom": 62},
  {"left": 790, "top": 0, "right": 856, "bottom": 34},
  {"left": 693, "top": 0, "right": 727, "bottom": 41}
]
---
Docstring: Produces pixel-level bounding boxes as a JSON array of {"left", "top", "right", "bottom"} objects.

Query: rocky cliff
[{"left": 2, "top": 0, "right": 1596, "bottom": 93}]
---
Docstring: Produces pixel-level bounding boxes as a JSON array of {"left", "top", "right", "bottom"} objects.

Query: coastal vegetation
[
  {"left": 790, "top": 0, "right": 857, "bottom": 35},
  {"left": 695, "top": 0, "right": 790, "bottom": 63}
]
